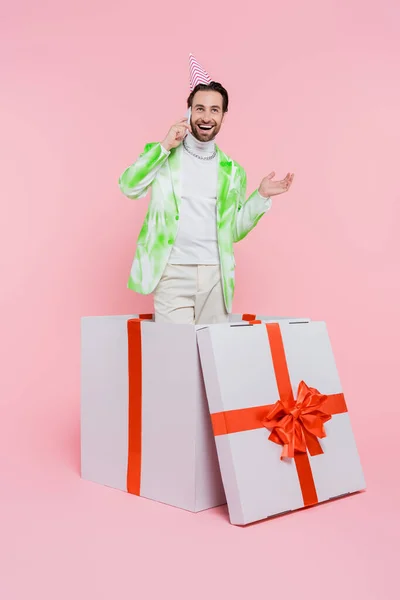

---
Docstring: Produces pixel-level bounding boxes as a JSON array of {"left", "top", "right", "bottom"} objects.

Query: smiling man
[{"left": 119, "top": 55, "right": 294, "bottom": 324}]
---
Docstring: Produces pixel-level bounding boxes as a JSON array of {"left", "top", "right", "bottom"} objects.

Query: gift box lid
[{"left": 196, "top": 320, "right": 366, "bottom": 525}]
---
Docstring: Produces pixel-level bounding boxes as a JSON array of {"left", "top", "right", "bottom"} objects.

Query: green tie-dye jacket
[{"left": 119, "top": 142, "right": 272, "bottom": 312}]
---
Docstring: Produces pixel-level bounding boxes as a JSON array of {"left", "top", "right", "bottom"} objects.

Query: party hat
[{"left": 189, "top": 53, "right": 212, "bottom": 91}]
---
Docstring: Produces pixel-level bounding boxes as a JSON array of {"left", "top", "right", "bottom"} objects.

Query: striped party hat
[{"left": 189, "top": 53, "right": 212, "bottom": 91}]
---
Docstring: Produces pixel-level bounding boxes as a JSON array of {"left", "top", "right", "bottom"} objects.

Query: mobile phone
[{"left": 186, "top": 107, "right": 191, "bottom": 135}]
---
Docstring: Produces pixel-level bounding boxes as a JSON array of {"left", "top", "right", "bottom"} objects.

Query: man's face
[{"left": 190, "top": 90, "right": 225, "bottom": 142}]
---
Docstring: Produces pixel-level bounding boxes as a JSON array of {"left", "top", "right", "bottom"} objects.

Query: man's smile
[{"left": 196, "top": 124, "right": 214, "bottom": 131}]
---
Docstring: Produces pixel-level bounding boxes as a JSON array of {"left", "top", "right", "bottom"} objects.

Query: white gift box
[
  {"left": 197, "top": 320, "right": 366, "bottom": 525},
  {"left": 80, "top": 313, "right": 282, "bottom": 512}
]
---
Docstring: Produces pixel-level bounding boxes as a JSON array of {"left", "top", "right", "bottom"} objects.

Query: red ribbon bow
[{"left": 262, "top": 380, "right": 332, "bottom": 459}]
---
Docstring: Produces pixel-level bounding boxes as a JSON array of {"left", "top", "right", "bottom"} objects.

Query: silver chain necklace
[{"left": 183, "top": 138, "right": 217, "bottom": 161}]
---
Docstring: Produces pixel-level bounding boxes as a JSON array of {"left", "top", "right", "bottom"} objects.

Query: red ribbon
[
  {"left": 262, "top": 380, "right": 332, "bottom": 459},
  {"left": 127, "top": 314, "right": 153, "bottom": 496}
]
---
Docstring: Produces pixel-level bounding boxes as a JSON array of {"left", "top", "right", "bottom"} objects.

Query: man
[{"left": 119, "top": 55, "right": 294, "bottom": 324}]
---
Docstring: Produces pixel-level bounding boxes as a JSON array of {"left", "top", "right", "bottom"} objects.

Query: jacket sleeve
[
  {"left": 233, "top": 167, "right": 272, "bottom": 242},
  {"left": 118, "top": 142, "right": 170, "bottom": 199}
]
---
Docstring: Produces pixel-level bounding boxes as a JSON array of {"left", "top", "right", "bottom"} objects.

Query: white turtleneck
[{"left": 167, "top": 132, "right": 220, "bottom": 265}]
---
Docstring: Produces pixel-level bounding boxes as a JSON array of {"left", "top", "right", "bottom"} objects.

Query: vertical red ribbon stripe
[
  {"left": 127, "top": 319, "right": 144, "bottom": 495},
  {"left": 266, "top": 323, "right": 318, "bottom": 506}
]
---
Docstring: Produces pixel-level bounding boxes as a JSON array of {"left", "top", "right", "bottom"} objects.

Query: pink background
[{"left": 1, "top": 1, "right": 399, "bottom": 598}]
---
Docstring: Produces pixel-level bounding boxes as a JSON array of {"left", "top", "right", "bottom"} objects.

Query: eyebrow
[{"left": 194, "top": 104, "right": 221, "bottom": 110}]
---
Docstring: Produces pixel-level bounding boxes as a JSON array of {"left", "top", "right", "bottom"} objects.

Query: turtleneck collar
[{"left": 184, "top": 131, "right": 216, "bottom": 156}]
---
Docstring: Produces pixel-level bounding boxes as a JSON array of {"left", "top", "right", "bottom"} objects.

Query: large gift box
[
  {"left": 80, "top": 313, "right": 279, "bottom": 512},
  {"left": 197, "top": 320, "right": 366, "bottom": 525}
]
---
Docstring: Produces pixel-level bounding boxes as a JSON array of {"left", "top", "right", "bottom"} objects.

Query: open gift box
[{"left": 80, "top": 313, "right": 296, "bottom": 512}]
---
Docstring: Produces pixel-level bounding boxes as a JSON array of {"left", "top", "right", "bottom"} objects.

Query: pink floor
[{"left": 1, "top": 397, "right": 397, "bottom": 600}]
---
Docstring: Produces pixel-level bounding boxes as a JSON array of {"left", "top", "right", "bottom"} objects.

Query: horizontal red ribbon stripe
[{"left": 211, "top": 393, "right": 346, "bottom": 437}]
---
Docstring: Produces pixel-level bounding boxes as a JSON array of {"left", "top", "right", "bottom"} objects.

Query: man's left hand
[{"left": 258, "top": 172, "right": 294, "bottom": 197}]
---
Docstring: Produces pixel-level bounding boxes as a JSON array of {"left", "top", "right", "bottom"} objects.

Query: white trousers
[{"left": 153, "top": 264, "right": 229, "bottom": 324}]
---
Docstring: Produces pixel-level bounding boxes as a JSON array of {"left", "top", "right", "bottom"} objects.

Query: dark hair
[{"left": 187, "top": 81, "right": 229, "bottom": 113}]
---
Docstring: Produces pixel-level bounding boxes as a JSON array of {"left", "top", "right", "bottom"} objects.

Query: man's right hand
[{"left": 161, "top": 118, "right": 192, "bottom": 152}]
